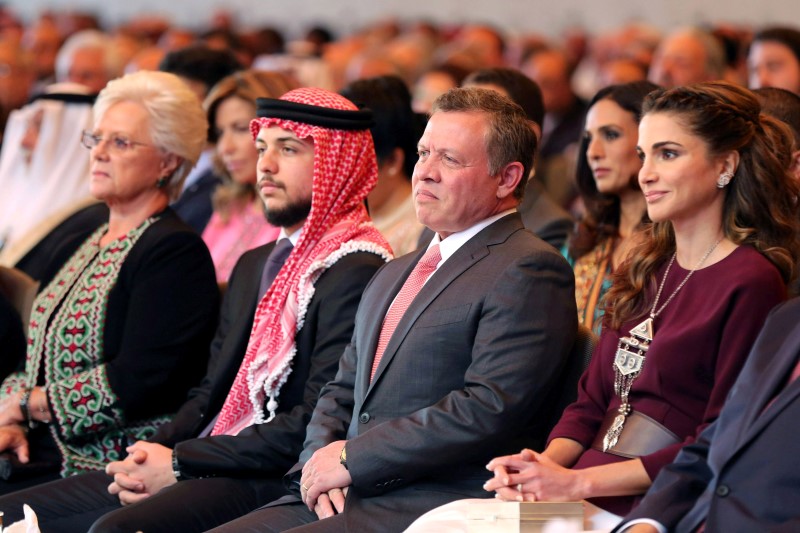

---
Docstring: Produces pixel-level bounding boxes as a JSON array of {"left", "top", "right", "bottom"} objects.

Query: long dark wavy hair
[
  {"left": 569, "top": 81, "right": 659, "bottom": 260},
  {"left": 604, "top": 81, "right": 800, "bottom": 329}
]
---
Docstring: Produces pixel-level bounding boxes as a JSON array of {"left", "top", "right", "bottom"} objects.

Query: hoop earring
[{"left": 716, "top": 171, "right": 732, "bottom": 189}]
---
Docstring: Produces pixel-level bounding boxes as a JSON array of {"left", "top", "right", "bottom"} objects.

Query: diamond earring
[{"left": 716, "top": 171, "right": 733, "bottom": 189}]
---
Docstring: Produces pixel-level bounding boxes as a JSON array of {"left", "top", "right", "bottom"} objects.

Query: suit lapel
[
  {"left": 732, "top": 318, "right": 800, "bottom": 452},
  {"left": 356, "top": 249, "right": 424, "bottom": 395},
  {"left": 365, "top": 215, "right": 521, "bottom": 397},
  {"left": 250, "top": 243, "right": 273, "bottom": 305}
]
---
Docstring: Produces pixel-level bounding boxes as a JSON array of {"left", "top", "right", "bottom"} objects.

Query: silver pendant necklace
[{"left": 603, "top": 238, "right": 722, "bottom": 452}]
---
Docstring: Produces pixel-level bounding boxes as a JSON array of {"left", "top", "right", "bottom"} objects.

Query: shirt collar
[
  {"left": 181, "top": 148, "right": 214, "bottom": 190},
  {"left": 428, "top": 209, "right": 516, "bottom": 265},
  {"left": 279, "top": 226, "right": 303, "bottom": 246}
]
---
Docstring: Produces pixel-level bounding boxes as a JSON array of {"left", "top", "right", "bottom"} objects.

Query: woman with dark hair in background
[{"left": 568, "top": 81, "right": 658, "bottom": 334}]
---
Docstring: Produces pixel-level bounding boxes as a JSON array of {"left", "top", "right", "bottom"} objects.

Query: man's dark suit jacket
[
  {"left": 619, "top": 297, "right": 800, "bottom": 532},
  {"left": 171, "top": 168, "right": 222, "bottom": 234},
  {"left": 518, "top": 179, "right": 574, "bottom": 250},
  {"left": 147, "top": 242, "right": 268, "bottom": 448},
  {"left": 284, "top": 213, "right": 578, "bottom": 531}
]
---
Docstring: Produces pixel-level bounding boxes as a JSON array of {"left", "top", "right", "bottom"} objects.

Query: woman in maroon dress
[{"left": 485, "top": 81, "right": 800, "bottom": 518}]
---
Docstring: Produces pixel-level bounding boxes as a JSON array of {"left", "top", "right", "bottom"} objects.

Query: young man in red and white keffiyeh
[{"left": 0, "top": 88, "right": 394, "bottom": 532}]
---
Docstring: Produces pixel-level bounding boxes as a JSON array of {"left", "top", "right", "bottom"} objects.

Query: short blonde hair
[{"left": 94, "top": 70, "right": 208, "bottom": 200}]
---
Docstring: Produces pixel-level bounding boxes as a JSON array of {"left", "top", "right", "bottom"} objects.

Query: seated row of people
[
  {"left": 0, "top": 72, "right": 799, "bottom": 532},
  {"left": 0, "top": 77, "right": 577, "bottom": 532}
]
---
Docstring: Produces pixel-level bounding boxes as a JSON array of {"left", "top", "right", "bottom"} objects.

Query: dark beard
[{"left": 265, "top": 197, "right": 312, "bottom": 229}]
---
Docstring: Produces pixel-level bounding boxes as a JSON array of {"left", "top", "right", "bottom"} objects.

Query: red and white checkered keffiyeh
[{"left": 212, "top": 88, "right": 392, "bottom": 435}]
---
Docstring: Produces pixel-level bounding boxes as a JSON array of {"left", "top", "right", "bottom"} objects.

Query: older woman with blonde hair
[
  {"left": 0, "top": 71, "right": 219, "bottom": 492},
  {"left": 201, "top": 70, "right": 297, "bottom": 282}
]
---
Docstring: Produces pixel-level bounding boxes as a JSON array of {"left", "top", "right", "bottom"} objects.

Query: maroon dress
[{"left": 549, "top": 245, "right": 787, "bottom": 515}]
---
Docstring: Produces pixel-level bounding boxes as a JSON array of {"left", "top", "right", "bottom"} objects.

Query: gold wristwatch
[{"left": 339, "top": 444, "right": 348, "bottom": 470}]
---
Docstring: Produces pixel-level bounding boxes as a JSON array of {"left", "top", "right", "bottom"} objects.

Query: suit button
[
  {"left": 359, "top": 412, "right": 371, "bottom": 423},
  {"left": 715, "top": 485, "right": 730, "bottom": 497}
]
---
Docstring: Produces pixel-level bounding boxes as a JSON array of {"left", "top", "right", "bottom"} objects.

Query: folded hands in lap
[
  {"left": 106, "top": 441, "right": 176, "bottom": 505},
  {"left": 484, "top": 448, "right": 583, "bottom": 502},
  {"left": 300, "top": 440, "right": 352, "bottom": 520}
]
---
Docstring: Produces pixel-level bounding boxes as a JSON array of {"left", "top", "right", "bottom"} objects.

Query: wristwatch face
[{"left": 171, "top": 452, "right": 183, "bottom": 481}]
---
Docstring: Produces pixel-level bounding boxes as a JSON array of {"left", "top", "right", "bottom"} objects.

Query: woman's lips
[{"left": 644, "top": 190, "right": 667, "bottom": 202}]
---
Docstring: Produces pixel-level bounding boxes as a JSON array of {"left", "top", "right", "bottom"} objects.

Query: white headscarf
[{"left": 0, "top": 85, "right": 94, "bottom": 258}]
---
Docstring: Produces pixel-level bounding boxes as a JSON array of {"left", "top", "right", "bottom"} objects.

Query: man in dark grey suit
[
  {"left": 213, "top": 87, "right": 578, "bottom": 532},
  {"left": 616, "top": 297, "right": 800, "bottom": 533}
]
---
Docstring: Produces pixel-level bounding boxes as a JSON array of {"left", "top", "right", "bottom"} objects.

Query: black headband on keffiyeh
[{"left": 255, "top": 97, "right": 374, "bottom": 130}]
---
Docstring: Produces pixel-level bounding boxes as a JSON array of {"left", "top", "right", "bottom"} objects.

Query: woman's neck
[
  {"left": 672, "top": 220, "right": 732, "bottom": 269},
  {"left": 617, "top": 189, "right": 646, "bottom": 239},
  {"left": 103, "top": 194, "right": 168, "bottom": 246},
  {"left": 368, "top": 176, "right": 411, "bottom": 222}
]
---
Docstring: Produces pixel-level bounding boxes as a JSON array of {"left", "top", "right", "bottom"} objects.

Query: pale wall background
[{"left": 7, "top": 0, "right": 800, "bottom": 38}]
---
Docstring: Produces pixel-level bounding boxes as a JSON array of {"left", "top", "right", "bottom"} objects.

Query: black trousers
[
  {"left": 0, "top": 469, "right": 288, "bottom": 533},
  {"left": 208, "top": 501, "right": 344, "bottom": 533}
]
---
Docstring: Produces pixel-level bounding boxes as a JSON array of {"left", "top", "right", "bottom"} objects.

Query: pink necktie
[{"left": 370, "top": 244, "right": 441, "bottom": 381}]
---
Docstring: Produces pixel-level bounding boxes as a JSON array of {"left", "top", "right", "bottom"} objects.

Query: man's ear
[{"left": 496, "top": 161, "right": 525, "bottom": 199}]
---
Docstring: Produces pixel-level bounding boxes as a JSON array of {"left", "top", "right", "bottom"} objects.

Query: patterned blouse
[{"left": 567, "top": 239, "right": 613, "bottom": 336}]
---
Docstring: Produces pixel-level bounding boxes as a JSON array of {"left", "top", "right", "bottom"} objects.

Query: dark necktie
[
  {"left": 259, "top": 238, "right": 293, "bottom": 298},
  {"left": 370, "top": 244, "right": 441, "bottom": 381}
]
